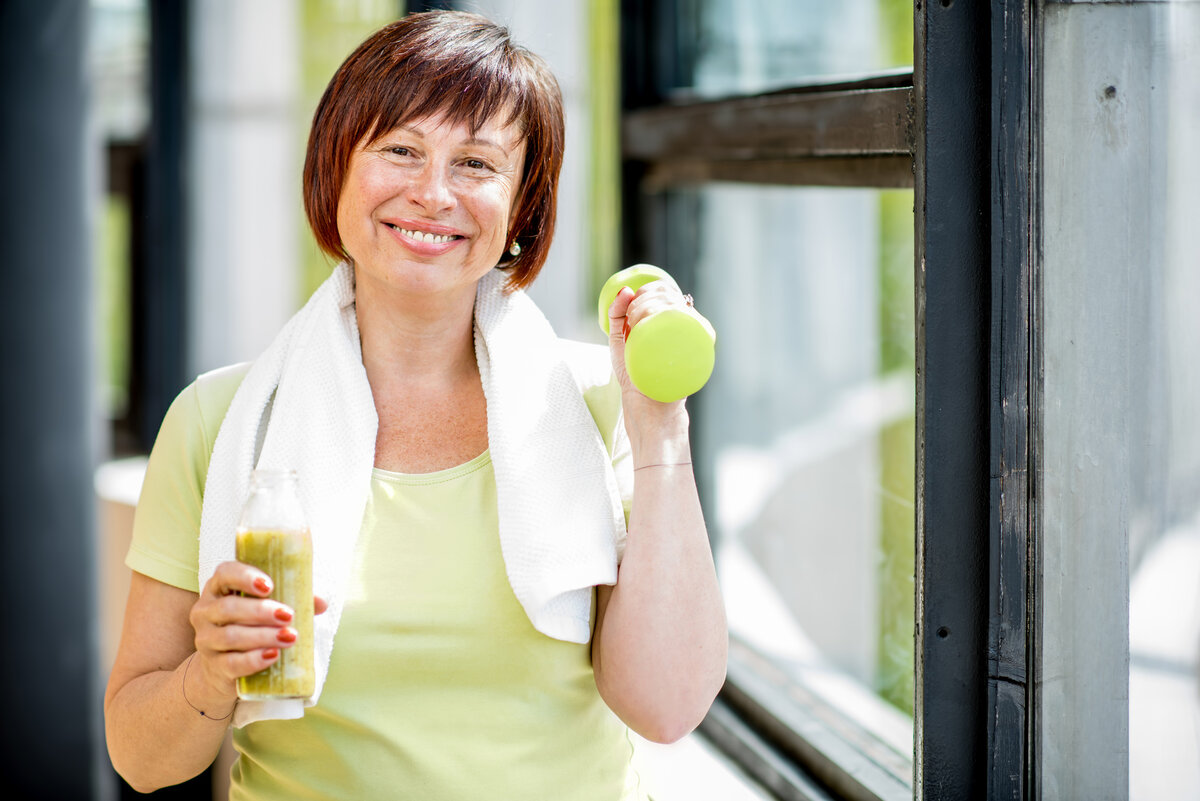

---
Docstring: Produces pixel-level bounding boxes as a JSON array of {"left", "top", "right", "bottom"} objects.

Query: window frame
[
  {"left": 619, "top": 2, "right": 1041, "bottom": 799},
  {"left": 982, "top": 1, "right": 1040, "bottom": 798}
]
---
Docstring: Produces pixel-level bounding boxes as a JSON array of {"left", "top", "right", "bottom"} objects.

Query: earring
[{"left": 509, "top": 241, "right": 521, "bottom": 257}]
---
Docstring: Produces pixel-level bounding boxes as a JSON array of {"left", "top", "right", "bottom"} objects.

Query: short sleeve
[{"left": 126, "top": 364, "right": 248, "bottom": 592}]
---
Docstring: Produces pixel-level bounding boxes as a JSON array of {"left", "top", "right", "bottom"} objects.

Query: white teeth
[{"left": 396, "top": 226, "right": 454, "bottom": 244}]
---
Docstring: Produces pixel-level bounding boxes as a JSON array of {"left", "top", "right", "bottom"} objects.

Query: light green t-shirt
[{"left": 128, "top": 355, "right": 645, "bottom": 800}]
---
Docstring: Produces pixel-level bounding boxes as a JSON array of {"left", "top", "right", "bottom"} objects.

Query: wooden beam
[
  {"left": 642, "top": 155, "right": 914, "bottom": 190},
  {"left": 623, "top": 85, "right": 914, "bottom": 163}
]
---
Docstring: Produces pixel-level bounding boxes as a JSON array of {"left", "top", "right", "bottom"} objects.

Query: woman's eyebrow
[
  {"left": 393, "top": 125, "right": 513, "bottom": 157},
  {"left": 464, "top": 136, "right": 512, "bottom": 157}
]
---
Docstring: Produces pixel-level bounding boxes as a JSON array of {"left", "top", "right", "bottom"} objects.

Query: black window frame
[{"left": 619, "top": 2, "right": 1040, "bottom": 799}]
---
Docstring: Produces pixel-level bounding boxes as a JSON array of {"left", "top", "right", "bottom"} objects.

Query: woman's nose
[{"left": 406, "top": 163, "right": 455, "bottom": 213}]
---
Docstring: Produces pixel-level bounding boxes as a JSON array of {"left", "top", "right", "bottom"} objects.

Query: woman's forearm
[
  {"left": 593, "top": 413, "right": 728, "bottom": 743},
  {"left": 105, "top": 655, "right": 235, "bottom": 793}
]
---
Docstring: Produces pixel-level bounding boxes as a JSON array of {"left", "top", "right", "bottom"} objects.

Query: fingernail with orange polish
[
  {"left": 276, "top": 627, "right": 297, "bottom": 644},
  {"left": 274, "top": 607, "right": 293, "bottom": 623},
  {"left": 254, "top": 577, "right": 272, "bottom": 594}
]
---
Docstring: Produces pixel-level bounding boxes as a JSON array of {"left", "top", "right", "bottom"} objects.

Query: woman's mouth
[{"left": 384, "top": 223, "right": 461, "bottom": 245}]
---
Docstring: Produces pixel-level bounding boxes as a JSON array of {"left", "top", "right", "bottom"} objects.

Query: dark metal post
[
  {"left": 0, "top": 1, "right": 101, "bottom": 798},
  {"left": 133, "top": 0, "right": 191, "bottom": 451},
  {"left": 988, "top": 1, "right": 1041, "bottom": 799},
  {"left": 914, "top": 0, "right": 991, "bottom": 797}
]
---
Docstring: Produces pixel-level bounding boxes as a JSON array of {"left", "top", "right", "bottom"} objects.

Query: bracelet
[
  {"left": 633, "top": 462, "right": 692, "bottom": 471},
  {"left": 182, "top": 652, "right": 236, "bottom": 721}
]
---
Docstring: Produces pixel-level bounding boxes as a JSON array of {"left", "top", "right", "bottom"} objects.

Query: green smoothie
[{"left": 235, "top": 528, "right": 315, "bottom": 700}]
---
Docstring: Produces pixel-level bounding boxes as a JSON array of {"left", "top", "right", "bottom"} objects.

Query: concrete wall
[{"left": 1042, "top": 2, "right": 1200, "bottom": 797}]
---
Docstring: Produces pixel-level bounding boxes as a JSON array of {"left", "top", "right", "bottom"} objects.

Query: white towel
[{"left": 199, "top": 263, "right": 625, "bottom": 727}]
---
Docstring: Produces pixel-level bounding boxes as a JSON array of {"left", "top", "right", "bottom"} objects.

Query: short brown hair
[{"left": 303, "top": 11, "right": 565, "bottom": 290}]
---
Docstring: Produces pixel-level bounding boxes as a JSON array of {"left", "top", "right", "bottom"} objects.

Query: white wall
[{"left": 187, "top": 0, "right": 301, "bottom": 375}]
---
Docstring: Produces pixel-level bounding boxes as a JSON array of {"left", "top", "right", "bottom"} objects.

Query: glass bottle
[{"left": 235, "top": 469, "right": 315, "bottom": 700}]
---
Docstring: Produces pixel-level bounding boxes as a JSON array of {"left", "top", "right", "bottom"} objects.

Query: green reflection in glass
[
  {"left": 588, "top": 0, "right": 621, "bottom": 306},
  {"left": 99, "top": 195, "right": 132, "bottom": 418},
  {"left": 876, "top": 189, "right": 915, "bottom": 715},
  {"left": 879, "top": 0, "right": 914, "bottom": 70}
]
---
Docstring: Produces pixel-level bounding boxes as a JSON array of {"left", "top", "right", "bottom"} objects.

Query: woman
[{"left": 105, "top": 11, "right": 726, "bottom": 799}]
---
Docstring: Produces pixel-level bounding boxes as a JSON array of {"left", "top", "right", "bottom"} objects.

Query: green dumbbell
[{"left": 598, "top": 264, "right": 716, "bottom": 403}]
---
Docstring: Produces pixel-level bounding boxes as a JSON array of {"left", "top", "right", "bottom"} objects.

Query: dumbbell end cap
[{"left": 625, "top": 308, "right": 716, "bottom": 402}]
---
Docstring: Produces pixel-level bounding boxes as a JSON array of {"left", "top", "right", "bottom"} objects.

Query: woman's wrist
[
  {"left": 627, "top": 422, "right": 692, "bottom": 470},
  {"left": 181, "top": 653, "right": 238, "bottom": 719}
]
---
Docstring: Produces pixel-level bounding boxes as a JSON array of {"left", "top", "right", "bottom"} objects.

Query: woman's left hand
[{"left": 606, "top": 281, "right": 711, "bottom": 435}]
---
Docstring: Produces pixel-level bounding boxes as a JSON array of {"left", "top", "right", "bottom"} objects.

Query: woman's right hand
[
  {"left": 186, "top": 561, "right": 326, "bottom": 707},
  {"left": 106, "top": 569, "right": 329, "bottom": 791}
]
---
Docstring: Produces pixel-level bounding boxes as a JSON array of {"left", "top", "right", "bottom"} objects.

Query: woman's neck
[
  {"left": 353, "top": 271, "right": 480, "bottom": 390},
  {"left": 352, "top": 266, "right": 490, "bottom": 473}
]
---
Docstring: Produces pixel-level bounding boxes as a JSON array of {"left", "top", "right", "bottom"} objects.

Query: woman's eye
[
  {"left": 464, "top": 158, "right": 489, "bottom": 171},
  {"left": 388, "top": 146, "right": 410, "bottom": 157}
]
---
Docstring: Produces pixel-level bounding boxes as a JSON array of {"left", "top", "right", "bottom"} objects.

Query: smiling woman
[{"left": 103, "top": 10, "right": 726, "bottom": 800}]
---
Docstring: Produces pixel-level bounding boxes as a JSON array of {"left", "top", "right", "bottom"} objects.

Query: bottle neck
[{"left": 240, "top": 469, "right": 306, "bottom": 531}]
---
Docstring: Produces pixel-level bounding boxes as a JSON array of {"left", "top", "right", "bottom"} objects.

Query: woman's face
[{"left": 336, "top": 110, "right": 527, "bottom": 301}]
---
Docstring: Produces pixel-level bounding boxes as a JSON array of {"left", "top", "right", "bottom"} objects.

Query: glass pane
[
  {"left": 675, "top": 185, "right": 915, "bottom": 754},
  {"left": 667, "top": 0, "right": 912, "bottom": 100},
  {"left": 1042, "top": 3, "right": 1200, "bottom": 799}
]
